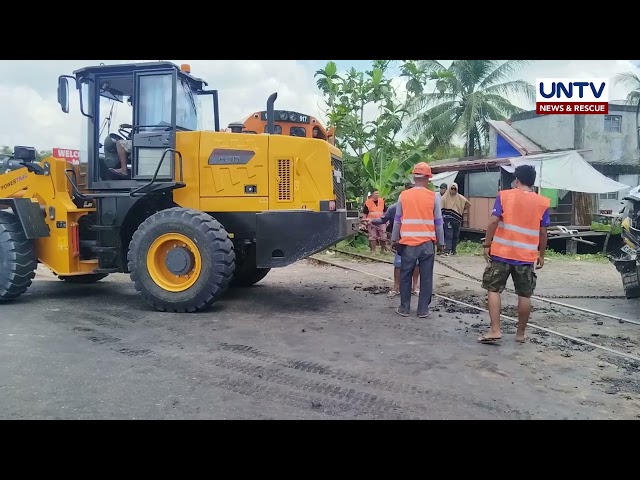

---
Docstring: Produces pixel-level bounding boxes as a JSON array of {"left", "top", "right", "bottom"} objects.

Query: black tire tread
[
  {"left": 231, "top": 265, "right": 271, "bottom": 287},
  {"left": 127, "top": 207, "right": 235, "bottom": 313},
  {"left": 0, "top": 211, "right": 37, "bottom": 302},
  {"left": 622, "top": 268, "right": 640, "bottom": 299}
]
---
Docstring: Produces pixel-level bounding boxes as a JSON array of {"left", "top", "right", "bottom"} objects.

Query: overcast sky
[{"left": 0, "top": 60, "right": 638, "bottom": 152}]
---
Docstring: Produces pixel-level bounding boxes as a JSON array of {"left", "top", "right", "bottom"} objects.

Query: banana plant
[{"left": 362, "top": 150, "right": 423, "bottom": 201}]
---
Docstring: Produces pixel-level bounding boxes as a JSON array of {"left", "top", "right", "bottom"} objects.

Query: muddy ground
[{"left": 0, "top": 254, "right": 639, "bottom": 420}]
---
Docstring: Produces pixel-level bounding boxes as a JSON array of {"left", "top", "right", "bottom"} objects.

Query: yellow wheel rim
[{"left": 146, "top": 233, "right": 202, "bottom": 292}]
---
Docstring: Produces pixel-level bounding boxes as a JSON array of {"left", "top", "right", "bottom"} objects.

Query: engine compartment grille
[{"left": 331, "top": 155, "right": 345, "bottom": 209}]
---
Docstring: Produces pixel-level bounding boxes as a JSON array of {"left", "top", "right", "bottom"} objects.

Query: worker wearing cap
[
  {"left": 391, "top": 162, "right": 445, "bottom": 318},
  {"left": 369, "top": 182, "right": 420, "bottom": 297}
]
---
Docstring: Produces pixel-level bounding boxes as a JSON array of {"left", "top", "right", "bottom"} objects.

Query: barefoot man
[{"left": 478, "top": 164, "right": 550, "bottom": 344}]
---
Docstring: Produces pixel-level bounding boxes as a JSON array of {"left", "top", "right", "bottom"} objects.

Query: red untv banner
[
  {"left": 536, "top": 78, "right": 609, "bottom": 115},
  {"left": 52, "top": 148, "right": 80, "bottom": 165}
]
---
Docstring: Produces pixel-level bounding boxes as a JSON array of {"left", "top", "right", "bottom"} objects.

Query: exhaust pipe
[{"left": 266, "top": 92, "right": 277, "bottom": 134}]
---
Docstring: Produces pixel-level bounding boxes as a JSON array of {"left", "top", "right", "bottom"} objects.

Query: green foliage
[
  {"left": 613, "top": 71, "right": 640, "bottom": 106},
  {"left": 315, "top": 61, "right": 414, "bottom": 202},
  {"left": 337, "top": 235, "right": 370, "bottom": 251},
  {"left": 314, "top": 60, "right": 533, "bottom": 207},
  {"left": 591, "top": 221, "right": 622, "bottom": 235},
  {"left": 454, "top": 240, "right": 609, "bottom": 263},
  {"left": 401, "top": 60, "right": 535, "bottom": 156}
]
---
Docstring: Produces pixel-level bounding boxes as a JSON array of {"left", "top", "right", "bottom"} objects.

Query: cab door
[{"left": 132, "top": 69, "right": 177, "bottom": 182}]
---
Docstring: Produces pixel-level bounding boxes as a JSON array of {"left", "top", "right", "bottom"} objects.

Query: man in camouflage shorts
[
  {"left": 482, "top": 261, "right": 537, "bottom": 298},
  {"left": 478, "top": 165, "right": 550, "bottom": 345}
]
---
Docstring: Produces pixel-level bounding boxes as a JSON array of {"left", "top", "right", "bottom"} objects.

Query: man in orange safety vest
[
  {"left": 479, "top": 164, "right": 550, "bottom": 345},
  {"left": 391, "top": 162, "right": 445, "bottom": 318},
  {"left": 363, "top": 189, "right": 388, "bottom": 253}
]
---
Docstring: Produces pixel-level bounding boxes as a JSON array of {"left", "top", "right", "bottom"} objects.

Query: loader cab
[{"left": 57, "top": 61, "right": 220, "bottom": 191}]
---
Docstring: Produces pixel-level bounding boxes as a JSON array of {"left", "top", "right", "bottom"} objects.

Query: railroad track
[
  {"left": 327, "top": 248, "right": 639, "bottom": 328},
  {"left": 308, "top": 251, "right": 640, "bottom": 365}
]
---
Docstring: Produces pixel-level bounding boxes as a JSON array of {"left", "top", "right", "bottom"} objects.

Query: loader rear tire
[
  {"left": 127, "top": 207, "right": 235, "bottom": 313},
  {"left": 231, "top": 250, "right": 270, "bottom": 287},
  {"left": 622, "top": 268, "right": 640, "bottom": 299},
  {"left": 231, "top": 266, "right": 270, "bottom": 287},
  {"left": 58, "top": 273, "right": 109, "bottom": 284},
  {"left": 0, "top": 211, "right": 37, "bottom": 302}
]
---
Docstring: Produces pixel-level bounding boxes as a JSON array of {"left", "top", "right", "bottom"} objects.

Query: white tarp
[
  {"left": 500, "top": 150, "right": 630, "bottom": 193},
  {"left": 430, "top": 171, "right": 459, "bottom": 188}
]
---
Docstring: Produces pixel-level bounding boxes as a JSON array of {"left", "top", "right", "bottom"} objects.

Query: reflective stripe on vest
[
  {"left": 490, "top": 189, "right": 550, "bottom": 263},
  {"left": 399, "top": 187, "right": 436, "bottom": 246},
  {"left": 365, "top": 198, "right": 385, "bottom": 219}
]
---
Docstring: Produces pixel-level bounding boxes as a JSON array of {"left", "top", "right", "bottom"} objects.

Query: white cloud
[
  {"left": 0, "top": 60, "right": 638, "bottom": 152},
  {"left": 0, "top": 60, "right": 327, "bottom": 151},
  {"left": 517, "top": 60, "right": 640, "bottom": 107}
]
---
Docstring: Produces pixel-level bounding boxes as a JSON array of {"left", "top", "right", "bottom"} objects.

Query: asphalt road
[{"left": 1, "top": 260, "right": 639, "bottom": 419}]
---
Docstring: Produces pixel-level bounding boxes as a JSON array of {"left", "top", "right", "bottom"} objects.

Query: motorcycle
[{"left": 609, "top": 185, "right": 640, "bottom": 299}]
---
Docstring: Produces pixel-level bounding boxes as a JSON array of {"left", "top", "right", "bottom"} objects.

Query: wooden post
[
  {"left": 602, "top": 232, "right": 611, "bottom": 254},
  {"left": 573, "top": 192, "right": 593, "bottom": 226}
]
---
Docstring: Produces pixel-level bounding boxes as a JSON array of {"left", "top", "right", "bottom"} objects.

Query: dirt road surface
[{"left": 1, "top": 254, "right": 639, "bottom": 420}]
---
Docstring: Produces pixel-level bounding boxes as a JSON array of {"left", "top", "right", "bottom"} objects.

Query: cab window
[
  {"left": 290, "top": 127, "right": 306, "bottom": 137},
  {"left": 263, "top": 124, "right": 282, "bottom": 134},
  {"left": 176, "top": 78, "right": 198, "bottom": 131},
  {"left": 138, "top": 74, "right": 172, "bottom": 131}
]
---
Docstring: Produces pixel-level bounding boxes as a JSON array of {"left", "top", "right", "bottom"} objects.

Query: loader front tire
[
  {"left": 127, "top": 207, "right": 235, "bottom": 313},
  {"left": 0, "top": 211, "right": 37, "bottom": 302}
]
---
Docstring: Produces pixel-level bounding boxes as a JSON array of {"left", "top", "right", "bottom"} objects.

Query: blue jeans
[
  {"left": 394, "top": 253, "right": 418, "bottom": 268},
  {"left": 398, "top": 242, "right": 435, "bottom": 316}
]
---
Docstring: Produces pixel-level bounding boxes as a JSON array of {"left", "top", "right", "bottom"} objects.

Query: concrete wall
[
  {"left": 510, "top": 114, "right": 575, "bottom": 151},
  {"left": 598, "top": 173, "right": 640, "bottom": 213},
  {"left": 582, "top": 111, "right": 639, "bottom": 164},
  {"left": 510, "top": 106, "right": 640, "bottom": 165},
  {"left": 510, "top": 106, "right": 640, "bottom": 215}
]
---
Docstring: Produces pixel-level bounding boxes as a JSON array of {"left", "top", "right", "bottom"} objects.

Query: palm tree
[
  {"left": 614, "top": 71, "right": 640, "bottom": 150},
  {"left": 405, "top": 60, "right": 536, "bottom": 156},
  {"left": 614, "top": 71, "right": 640, "bottom": 106}
]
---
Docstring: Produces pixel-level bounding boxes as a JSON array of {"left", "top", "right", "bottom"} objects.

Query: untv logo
[{"left": 535, "top": 78, "right": 609, "bottom": 115}]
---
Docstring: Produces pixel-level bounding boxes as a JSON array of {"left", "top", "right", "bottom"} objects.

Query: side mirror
[{"left": 57, "top": 77, "right": 69, "bottom": 113}]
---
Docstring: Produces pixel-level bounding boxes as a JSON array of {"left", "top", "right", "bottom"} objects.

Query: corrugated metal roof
[
  {"left": 488, "top": 119, "right": 544, "bottom": 155},
  {"left": 430, "top": 156, "right": 510, "bottom": 174},
  {"left": 430, "top": 148, "right": 595, "bottom": 174}
]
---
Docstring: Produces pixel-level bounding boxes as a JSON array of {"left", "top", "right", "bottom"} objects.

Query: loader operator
[
  {"left": 110, "top": 117, "right": 172, "bottom": 178},
  {"left": 109, "top": 96, "right": 134, "bottom": 179},
  {"left": 110, "top": 136, "right": 131, "bottom": 178}
]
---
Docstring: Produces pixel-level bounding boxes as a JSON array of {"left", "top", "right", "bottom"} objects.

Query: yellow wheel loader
[{"left": 0, "top": 61, "right": 358, "bottom": 312}]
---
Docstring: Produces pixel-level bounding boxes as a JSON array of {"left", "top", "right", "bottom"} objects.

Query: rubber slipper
[
  {"left": 395, "top": 308, "right": 409, "bottom": 317},
  {"left": 417, "top": 312, "right": 430, "bottom": 318},
  {"left": 108, "top": 168, "right": 128, "bottom": 178},
  {"left": 477, "top": 335, "right": 501, "bottom": 344},
  {"left": 516, "top": 335, "right": 529, "bottom": 344}
]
